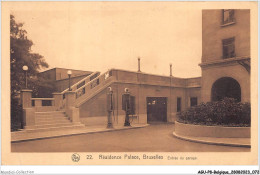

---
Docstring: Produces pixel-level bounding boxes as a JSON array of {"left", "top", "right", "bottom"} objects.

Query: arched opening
[{"left": 211, "top": 77, "right": 241, "bottom": 102}]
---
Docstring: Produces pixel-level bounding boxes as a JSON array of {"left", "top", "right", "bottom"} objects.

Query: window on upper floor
[
  {"left": 222, "top": 37, "right": 235, "bottom": 59},
  {"left": 222, "top": 9, "right": 235, "bottom": 25}
]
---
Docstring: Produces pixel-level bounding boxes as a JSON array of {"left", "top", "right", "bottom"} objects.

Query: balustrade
[
  {"left": 75, "top": 70, "right": 113, "bottom": 100},
  {"left": 31, "top": 98, "right": 55, "bottom": 107}
]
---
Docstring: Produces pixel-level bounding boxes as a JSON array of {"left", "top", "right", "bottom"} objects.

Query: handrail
[
  {"left": 61, "top": 71, "right": 100, "bottom": 94},
  {"left": 75, "top": 69, "right": 112, "bottom": 93}
]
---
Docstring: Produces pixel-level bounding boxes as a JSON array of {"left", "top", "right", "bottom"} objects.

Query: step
[
  {"left": 35, "top": 118, "right": 68, "bottom": 122},
  {"left": 35, "top": 114, "right": 66, "bottom": 117},
  {"left": 35, "top": 118, "right": 70, "bottom": 123},
  {"left": 35, "top": 119, "right": 68, "bottom": 123},
  {"left": 35, "top": 111, "right": 65, "bottom": 115},
  {"left": 34, "top": 123, "right": 74, "bottom": 129},
  {"left": 35, "top": 113, "right": 66, "bottom": 117},
  {"left": 35, "top": 116, "right": 67, "bottom": 119},
  {"left": 35, "top": 119, "right": 71, "bottom": 123},
  {"left": 25, "top": 124, "right": 85, "bottom": 133},
  {"left": 35, "top": 112, "right": 66, "bottom": 115},
  {"left": 35, "top": 107, "right": 57, "bottom": 112},
  {"left": 35, "top": 116, "right": 68, "bottom": 119},
  {"left": 35, "top": 120, "right": 71, "bottom": 125}
]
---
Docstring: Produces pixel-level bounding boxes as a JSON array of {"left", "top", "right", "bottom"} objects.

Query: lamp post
[
  {"left": 67, "top": 70, "right": 72, "bottom": 91},
  {"left": 22, "top": 65, "right": 28, "bottom": 89},
  {"left": 107, "top": 87, "right": 114, "bottom": 128},
  {"left": 123, "top": 88, "right": 131, "bottom": 126},
  {"left": 169, "top": 63, "right": 172, "bottom": 123}
]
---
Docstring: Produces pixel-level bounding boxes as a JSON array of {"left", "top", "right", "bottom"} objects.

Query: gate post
[{"left": 20, "top": 89, "right": 32, "bottom": 109}]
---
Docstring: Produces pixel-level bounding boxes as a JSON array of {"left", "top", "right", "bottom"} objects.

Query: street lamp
[
  {"left": 67, "top": 70, "right": 72, "bottom": 91},
  {"left": 22, "top": 65, "right": 28, "bottom": 89},
  {"left": 123, "top": 88, "right": 131, "bottom": 126},
  {"left": 107, "top": 87, "right": 114, "bottom": 128}
]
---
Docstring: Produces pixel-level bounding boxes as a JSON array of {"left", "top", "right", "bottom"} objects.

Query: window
[
  {"left": 177, "top": 97, "right": 181, "bottom": 112},
  {"left": 222, "top": 9, "right": 235, "bottom": 25},
  {"left": 222, "top": 37, "right": 235, "bottom": 59},
  {"left": 190, "top": 97, "right": 198, "bottom": 107}
]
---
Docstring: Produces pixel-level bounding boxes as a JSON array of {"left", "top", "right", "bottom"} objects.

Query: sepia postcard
[{"left": 1, "top": 1, "right": 259, "bottom": 170}]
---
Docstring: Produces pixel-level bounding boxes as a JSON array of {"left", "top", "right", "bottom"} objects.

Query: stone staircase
[
  {"left": 26, "top": 111, "right": 85, "bottom": 132},
  {"left": 19, "top": 70, "right": 114, "bottom": 135}
]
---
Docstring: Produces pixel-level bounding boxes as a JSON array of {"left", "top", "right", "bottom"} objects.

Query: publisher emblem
[{"left": 71, "top": 153, "right": 80, "bottom": 162}]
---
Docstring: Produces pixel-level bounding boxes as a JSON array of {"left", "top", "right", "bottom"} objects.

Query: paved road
[{"left": 12, "top": 124, "right": 250, "bottom": 152}]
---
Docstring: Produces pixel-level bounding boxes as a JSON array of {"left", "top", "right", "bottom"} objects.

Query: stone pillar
[
  {"left": 65, "top": 91, "right": 80, "bottom": 124},
  {"left": 68, "top": 107, "right": 81, "bottom": 124},
  {"left": 20, "top": 89, "right": 32, "bottom": 109},
  {"left": 23, "top": 108, "right": 36, "bottom": 129},
  {"left": 65, "top": 91, "right": 76, "bottom": 108},
  {"left": 53, "top": 92, "right": 63, "bottom": 110}
]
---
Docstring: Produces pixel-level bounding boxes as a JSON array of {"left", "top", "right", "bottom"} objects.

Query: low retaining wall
[{"left": 175, "top": 121, "right": 250, "bottom": 138}]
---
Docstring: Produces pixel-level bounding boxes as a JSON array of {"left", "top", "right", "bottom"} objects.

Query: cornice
[{"left": 199, "top": 56, "right": 250, "bottom": 69}]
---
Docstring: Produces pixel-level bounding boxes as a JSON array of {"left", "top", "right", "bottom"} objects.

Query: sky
[{"left": 12, "top": 2, "right": 202, "bottom": 78}]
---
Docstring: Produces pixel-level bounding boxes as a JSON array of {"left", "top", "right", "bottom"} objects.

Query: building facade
[{"left": 200, "top": 9, "right": 250, "bottom": 103}]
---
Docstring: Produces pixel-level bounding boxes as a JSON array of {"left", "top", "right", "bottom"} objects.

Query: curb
[
  {"left": 12, "top": 124, "right": 149, "bottom": 143},
  {"left": 172, "top": 132, "right": 251, "bottom": 148}
]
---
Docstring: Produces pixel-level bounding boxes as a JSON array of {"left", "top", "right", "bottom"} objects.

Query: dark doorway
[
  {"left": 211, "top": 77, "right": 241, "bottom": 102},
  {"left": 147, "top": 97, "right": 167, "bottom": 123}
]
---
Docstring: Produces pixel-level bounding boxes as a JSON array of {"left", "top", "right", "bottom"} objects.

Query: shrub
[{"left": 177, "top": 98, "right": 251, "bottom": 127}]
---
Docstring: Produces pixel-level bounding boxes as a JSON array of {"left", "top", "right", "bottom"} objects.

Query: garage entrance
[{"left": 147, "top": 97, "right": 167, "bottom": 123}]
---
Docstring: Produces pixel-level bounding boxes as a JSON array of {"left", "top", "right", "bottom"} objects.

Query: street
[{"left": 12, "top": 124, "right": 250, "bottom": 152}]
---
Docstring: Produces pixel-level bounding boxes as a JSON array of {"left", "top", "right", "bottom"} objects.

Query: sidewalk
[
  {"left": 11, "top": 124, "right": 149, "bottom": 142},
  {"left": 173, "top": 132, "right": 251, "bottom": 148}
]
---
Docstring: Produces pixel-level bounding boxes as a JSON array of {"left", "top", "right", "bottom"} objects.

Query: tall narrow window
[
  {"left": 190, "top": 97, "right": 198, "bottom": 107},
  {"left": 222, "top": 37, "right": 235, "bottom": 59},
  {"left": 222, "top": 9, "right": 235, "bottom": 25},
  {"left": 177, "top": 97, "right": 181, "bottom": 112}
]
